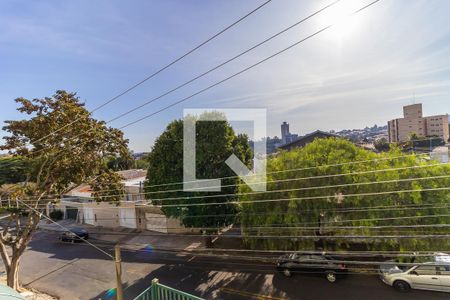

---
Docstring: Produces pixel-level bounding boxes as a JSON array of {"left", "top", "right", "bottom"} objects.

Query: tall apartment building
[{"left": 388, "top": 103, "right": 449, "bottom": 143}]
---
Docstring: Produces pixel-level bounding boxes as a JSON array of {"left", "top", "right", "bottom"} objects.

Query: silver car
[{"left": 379, "top": 253, "right": 450, "bottom": 293}]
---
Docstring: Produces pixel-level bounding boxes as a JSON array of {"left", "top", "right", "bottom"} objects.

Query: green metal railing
[{"left": 133, "top": 278, "right": 204, "bottom": 300}]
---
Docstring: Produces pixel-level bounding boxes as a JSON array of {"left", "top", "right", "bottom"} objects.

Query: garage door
[
  {"left": 119, "top": 208, "right": 137, "bottom": 229},
  {"left": 145, "top": 213, "right": 167, "bottom": 233},
  {"left": 83, "top": 207, "right": 95, "bottom": 225}
]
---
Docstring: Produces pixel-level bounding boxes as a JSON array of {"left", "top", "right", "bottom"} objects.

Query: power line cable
[
  {"left": 16, "top": 0, "right": 381, "bottom": 161},
  {"left": 41, "top": 203, "right": 449, "bottom": 220},
  {"left": 143, "top": 173, "right": 450, "bottom": 203},
  {"left": 156, "top": 186, "right": 450, "bottom": 208},
  {"left": 53, "top": 230, "right": 450, "bottom": 240},
  {"left": 14, "top": 162, "right": 449, "bottom": 203},
  {"left": 27, "top": 0, "right": 273, "bottom": 147},
  {"left": 118, "top": 0, "right": 382, "bottom": 130},
  {"left": 79, "top": 153, "right": 448, "bottom": 195},
  {"left": 104, "top": 0, "right": 342, "bottom": 125},
  {"left": 47, "top": 152, "right": 439, "bottom": 196}
]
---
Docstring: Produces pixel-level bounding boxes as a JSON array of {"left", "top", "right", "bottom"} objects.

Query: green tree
[
  {"left": 145, "top": 112, "right": 252, "bottom": 241},
  {"left": 0, "top": 156, "right": 30, "bottom": 185},
  {"left": 0, "top": 90, "right": 129, "bottom": 289},
  {"left": 373, "top": 138, "right": 390, "bottom": 152},
  {"left": 90, "top": 170, "right": 125, "bottom": 203},
  {"left": 105, "top": 153, "right": 134, "bottom": 171},
  {"left": 239, "top": 138, "right": 450, "bottom": 252},
  {"left": 133, "top": 153, "right": 150, "bottom": 170}
]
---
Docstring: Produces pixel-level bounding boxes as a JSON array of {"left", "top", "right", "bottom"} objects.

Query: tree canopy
[
  {"left": 0, "top": 156, "right": 30, "bottom": 185},
  {"left": 145, "top": 112, "right": 252, "bottom": 229},
  {"left": 1, "top": 90, "right": 129, "bottom": 194},
  {"left": 0, "top": 90, "right": 129, "bottom": 289},
  {"left": 239, "top": 138, "right": 450, "bottom": 252}
]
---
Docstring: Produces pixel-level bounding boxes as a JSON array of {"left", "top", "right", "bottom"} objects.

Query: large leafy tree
[
  {"left": 0, "top": 90, "right": 129, "bottom": 289},
  {"left": 239, "top": 138, "right": 450, "bottom": 252},
  {"left": 145, "top": 112, "right": 252, "bottom": 236}
]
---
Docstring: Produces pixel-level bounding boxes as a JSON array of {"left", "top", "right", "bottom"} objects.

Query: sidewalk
[{"left": 37, "top": 220, "right": 206, "bottom": 250}]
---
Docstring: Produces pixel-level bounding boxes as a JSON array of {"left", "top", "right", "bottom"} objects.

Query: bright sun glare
[{"left": 319, "top": 0, "right": 363, "bottom": 39}]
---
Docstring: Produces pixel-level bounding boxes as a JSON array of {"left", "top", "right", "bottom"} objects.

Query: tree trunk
[
  {"left": 6, "top": 257, "right": 20, "bottom": 290},
  {"left": 0, "top": 212, "right": 39, "bottom": 291}
]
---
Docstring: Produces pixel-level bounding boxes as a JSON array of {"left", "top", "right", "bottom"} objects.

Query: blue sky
[{"left": 1, "top": 0, "right": 450, "bottom": 152}]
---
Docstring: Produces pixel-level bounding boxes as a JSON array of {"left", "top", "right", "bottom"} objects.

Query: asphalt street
[{"left": 1, "top": 230, "right": 448, "bottom": 300}]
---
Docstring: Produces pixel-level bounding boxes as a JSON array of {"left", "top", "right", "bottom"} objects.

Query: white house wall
[{"left": 119, "top": 207, "right": 137, "bottom": 229}]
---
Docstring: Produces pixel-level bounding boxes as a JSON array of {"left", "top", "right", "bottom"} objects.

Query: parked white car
[{"left": 379, "top": 253, "right": 450, "bottom": 293}]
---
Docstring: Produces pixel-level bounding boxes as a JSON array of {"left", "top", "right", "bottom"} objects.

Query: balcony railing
[{"left": 133, "top": 278, "right": 204, "bottom": 300}]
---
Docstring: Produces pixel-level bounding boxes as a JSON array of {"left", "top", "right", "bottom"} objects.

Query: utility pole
[{"left": 115, "top": 245, "right": 124, "bottom": 300}]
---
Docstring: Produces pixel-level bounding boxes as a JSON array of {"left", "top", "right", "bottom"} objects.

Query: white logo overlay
[{"left": 183, "top": 108, "right": 267, "bottom": 192}]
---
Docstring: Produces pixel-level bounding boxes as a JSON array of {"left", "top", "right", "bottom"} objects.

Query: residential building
[
  {"left": 64, "top": 169, "right": 147, "bottom": 201},
  {"left": 59, "top": 169, "right": 189, "bottom": 233},
  {"left": 278, "top": 130, "right": 338, "bottom": 151},
  {"left": 117, "top": 169, "right": 147, "bottom": 201},
  {"left": 388, "top": 103, "right": 449, "bottom": 143}
]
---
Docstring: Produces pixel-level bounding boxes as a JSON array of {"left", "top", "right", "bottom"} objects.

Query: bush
[{"left": 49, "top": 209, "right": 63, "bottom": 221}]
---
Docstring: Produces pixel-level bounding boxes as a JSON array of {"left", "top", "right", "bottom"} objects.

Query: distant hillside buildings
[
  {"left": 332, "top": 124, "right": 388, "bottom": 142},
  {"left": 388, "top": 103, "right": 449, "bottom": 143},
  {"left": 263, "top": 122, "right": 337, "bottom": 153}
]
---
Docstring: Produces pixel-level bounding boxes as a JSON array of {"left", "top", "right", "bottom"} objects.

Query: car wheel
[
  {"left": 283, "top": 268, "right": 292, "bottom": 277},
  {"left": 325, "top": 271, "right": 337, "bottom": 283},
  {"left": 393, "top": 280, "right": 411, "bottom": 292}
]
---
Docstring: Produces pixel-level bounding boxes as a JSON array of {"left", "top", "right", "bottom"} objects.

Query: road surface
[{"left": 1, "top": 230, "right": 448, "bottom": 300}]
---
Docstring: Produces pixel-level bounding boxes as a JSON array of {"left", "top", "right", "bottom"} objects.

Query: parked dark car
[
  {"left": 60, "top": 227, "right": 89, "bottom": 243},
  {"left": 276, "top": 253, "right": 348, "bottom": 282}
]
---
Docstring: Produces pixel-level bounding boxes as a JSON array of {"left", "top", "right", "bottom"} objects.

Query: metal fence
[{"left": 133, "top": 278, "right": 204, "bottom": 300}]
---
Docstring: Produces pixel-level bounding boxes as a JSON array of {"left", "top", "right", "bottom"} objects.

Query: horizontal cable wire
[
  {"left": 13, "top": 162, "right": 449, "bottom": 203},
  {"left": 139, "top": 153, "right": 439, "bottom": 191},
  {"left": 118, "top": 0, "right": 382, "bottom": 131},
  {"left": 43, "top": 230, "right": 450, "bottom": 239},
  {"left": 14, "top": 0, "right": 381, "bottom": 163},
  {"left": 157, "top": 187, "right": 450, "bottom": 208},
  {"left": 12, "top": 0, "right": 340, "bottom": 159},
  {"left": 25, "top": 0, "right": 273, "bottom": 147},
  {"left": 8, "top": 151, "right": 439, "bottom": 199}
]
